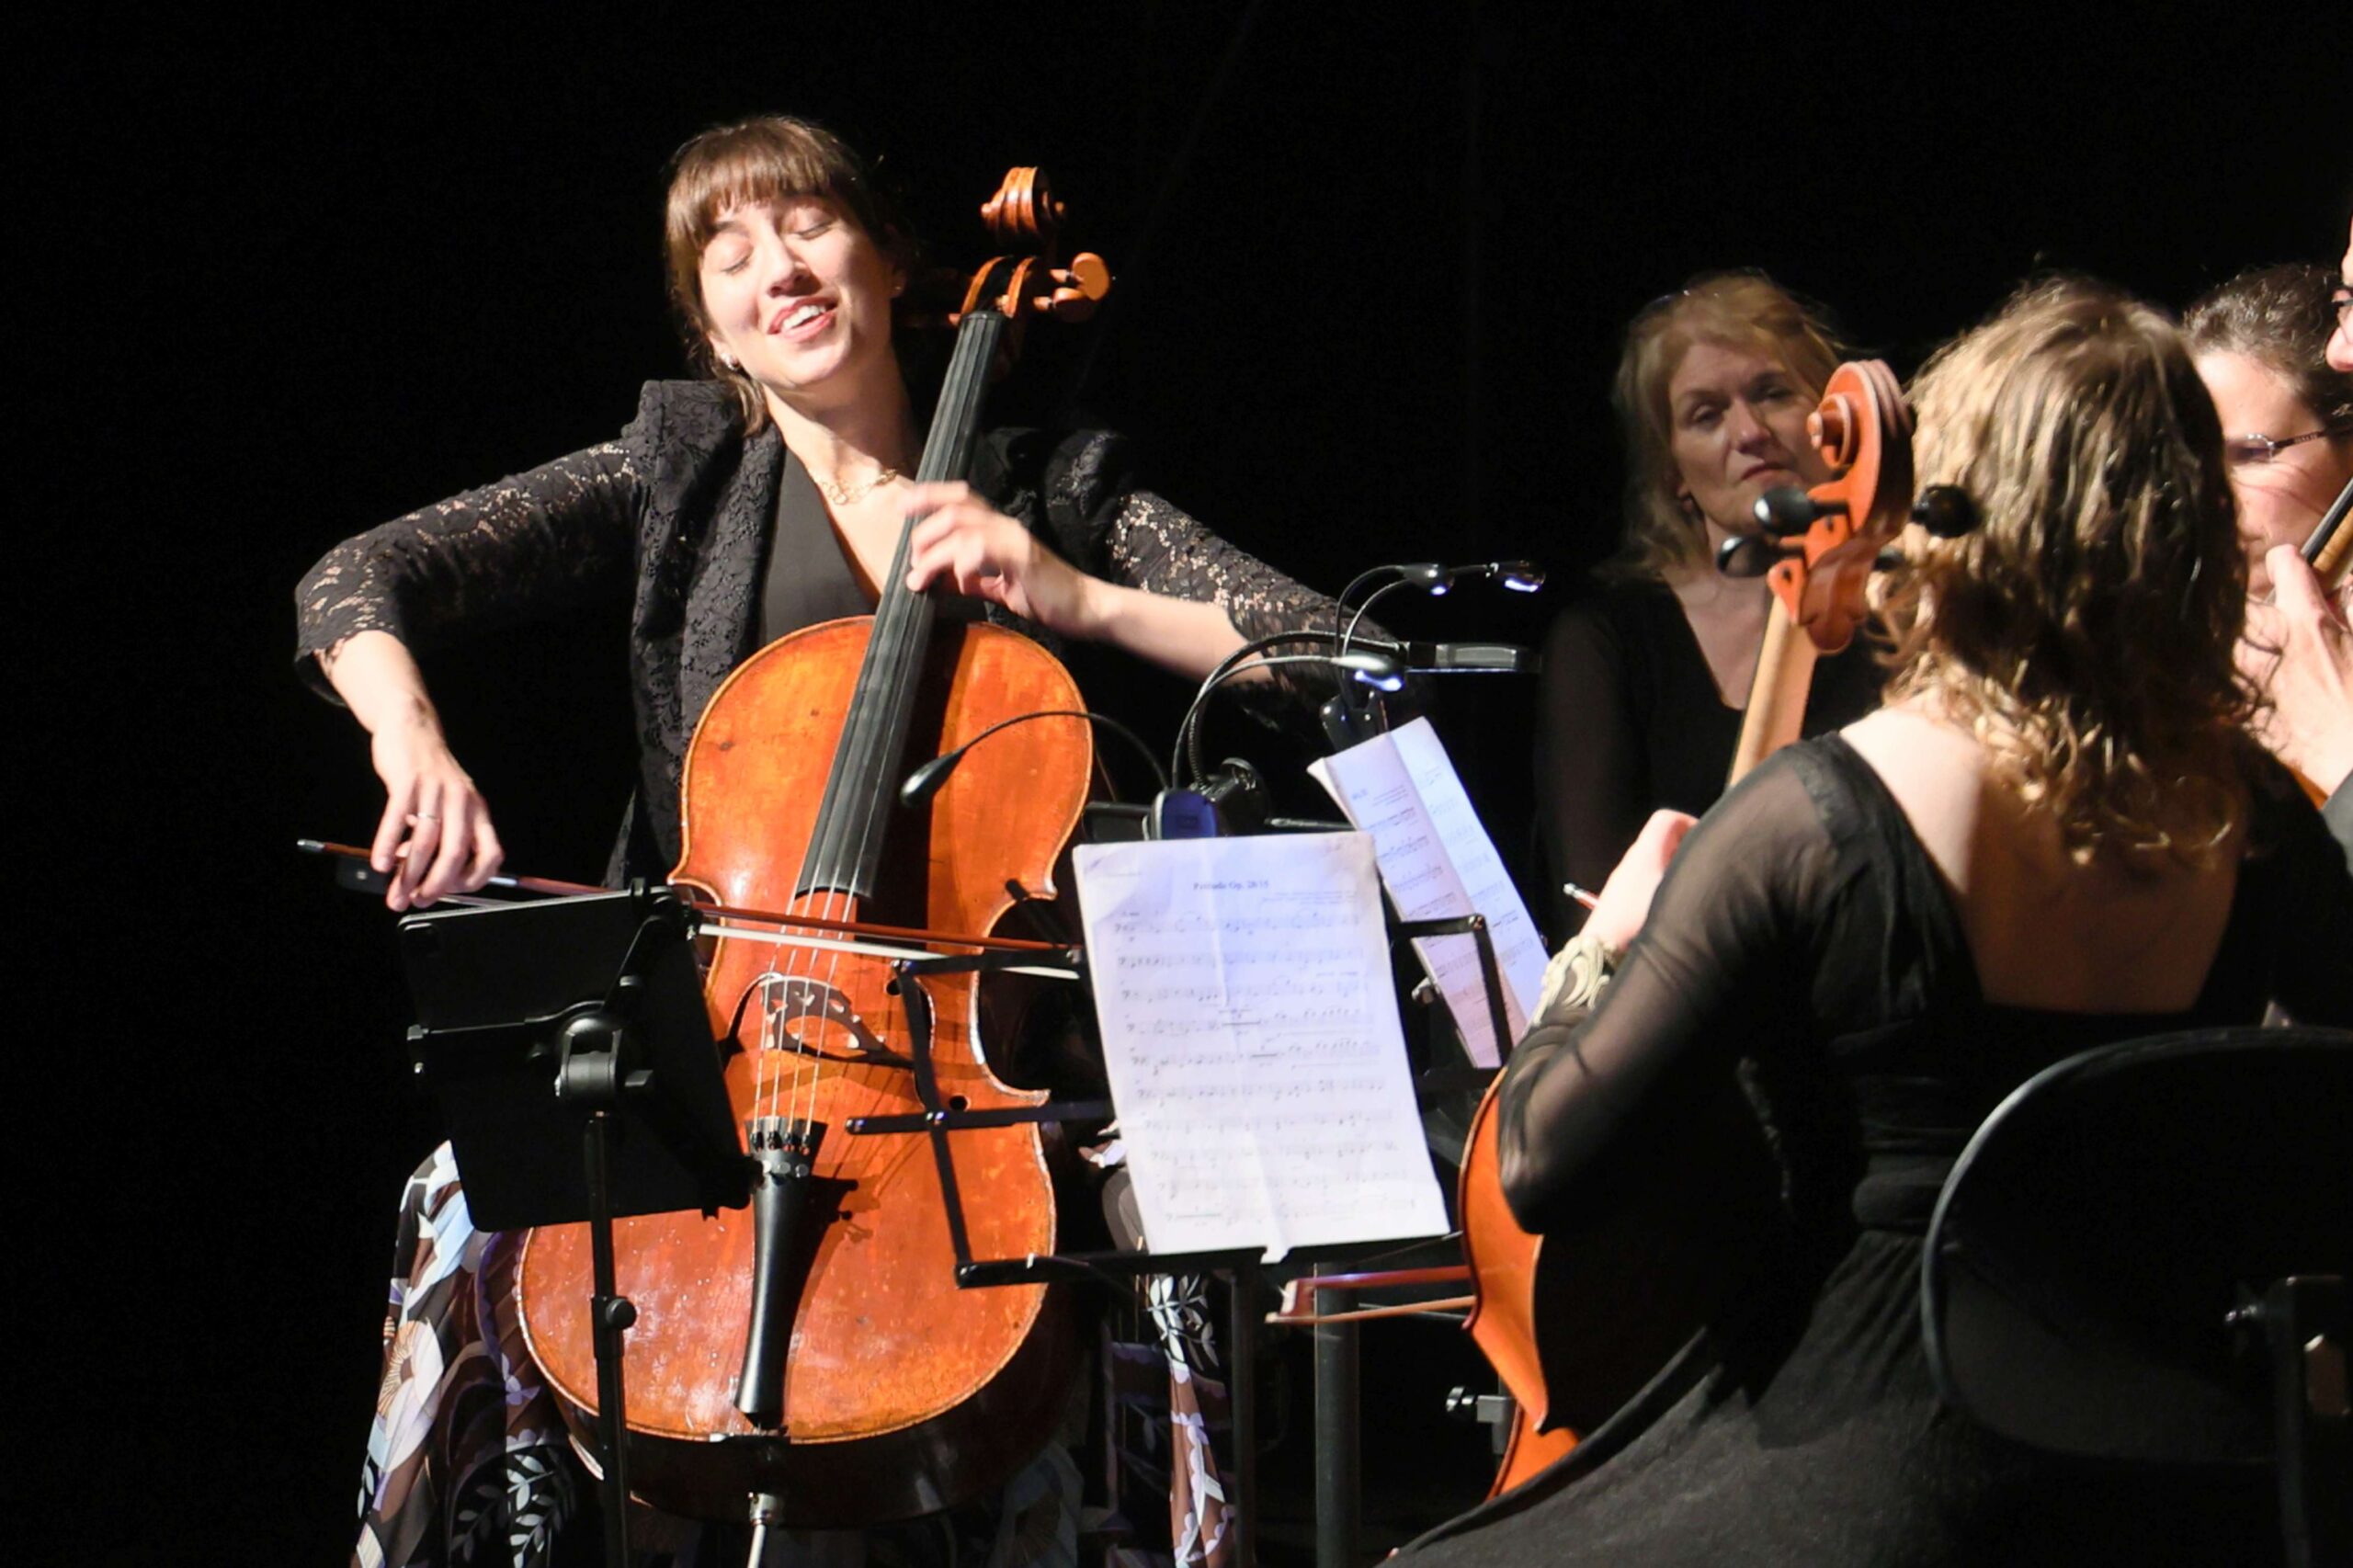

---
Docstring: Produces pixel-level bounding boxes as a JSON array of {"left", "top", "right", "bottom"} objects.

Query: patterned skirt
[{"left": 355, "top": 1146, "right": 1227, "bottom": 1568}]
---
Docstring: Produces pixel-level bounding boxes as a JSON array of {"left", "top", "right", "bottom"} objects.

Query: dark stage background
[{"left": 27, "top": 6, "right": 2347, "bottom": 1562}]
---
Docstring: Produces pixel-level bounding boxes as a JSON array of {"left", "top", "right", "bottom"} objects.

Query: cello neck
[
  {"left": 798, "top": 306, "right": 1009, "bottom": 902},
  {"left": 1726, "top": 606, "right": 1818, "bottom": 788}
]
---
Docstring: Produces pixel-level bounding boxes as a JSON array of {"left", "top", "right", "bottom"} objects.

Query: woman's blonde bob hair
[
  {"left": 1608, "top": 271, "right": 1847, "bottom": 579},
  {"left": 662, "top": 116, "right": 915, "bottom": 432},
  {"left": 1881, "top": 277, "right": 2259, "bottom": 867}
]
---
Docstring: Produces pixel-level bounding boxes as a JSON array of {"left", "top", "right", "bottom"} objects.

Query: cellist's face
[{"left": 699, "top": 198, "right": 904, "bottom": 407}]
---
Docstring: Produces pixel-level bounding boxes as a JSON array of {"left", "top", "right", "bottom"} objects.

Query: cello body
[
  {"left": 1457, "top": 1063, "right": 1779, "bottom": 1497},
  {"left": 517, "top": 616, "right": 1093, "bottom": 1524},
  {"left": 1455, "top": 1086, "right": 1577, "bottom": 1495}
]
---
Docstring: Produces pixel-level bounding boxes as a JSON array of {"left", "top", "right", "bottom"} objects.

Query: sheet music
[
  {"left": 1073, "top": 833, "right": 1449, "bottom": 1260},
  {"left": 1306, "top": 717, "right": 1545, "bottom": 1067}
]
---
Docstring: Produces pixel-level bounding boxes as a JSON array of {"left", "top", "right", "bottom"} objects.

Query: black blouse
[{"left": 1532, "top": 579, "right": 1881, "bottom": 938}]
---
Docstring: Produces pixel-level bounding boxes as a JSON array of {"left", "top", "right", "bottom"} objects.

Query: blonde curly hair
[{"left": 1882, "top": 277, "right": 2260, "bottom": 867}]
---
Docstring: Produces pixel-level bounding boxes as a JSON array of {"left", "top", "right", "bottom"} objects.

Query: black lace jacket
[{"left": 296, "top": 380, "right": 1347, "bottom": 871}]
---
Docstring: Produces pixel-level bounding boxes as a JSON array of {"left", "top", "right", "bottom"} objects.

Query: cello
[
  {"left": 514, "top": 168, "right": 1113, "bottom": 1527},
  {"left": 1453, "top": 359, "right": 1917, "bottom": 1494}
]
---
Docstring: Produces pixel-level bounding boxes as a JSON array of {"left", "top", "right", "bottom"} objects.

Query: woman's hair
[
  {"left": 1881, "top": 276, "right": 2258, "bottom": 868},
  {"left": 663, "top": 116, "right": 915, "bottom": 431},
  {"left": 2183, "top": 262, "right": 2353, "bottom": 433},
  {"left": 1607, "top": 271, "right": 1847, "bottom": 579}
]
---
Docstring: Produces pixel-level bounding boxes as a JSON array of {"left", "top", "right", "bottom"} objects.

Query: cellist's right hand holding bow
[{"left": 323, "top": 630, "right": 506, "bottom": 910}]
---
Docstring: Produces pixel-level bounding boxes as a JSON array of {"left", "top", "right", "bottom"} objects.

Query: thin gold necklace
[{"left": 813, "top": 465, "right": 901, "bottom": 506}]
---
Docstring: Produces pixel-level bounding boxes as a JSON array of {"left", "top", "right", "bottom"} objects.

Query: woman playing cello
[
  {"left": 297, "top": 115, "right": 1358, "bottom": 1568},
  {"left": 1408, "top": 278, "right": 2353, "bottom": 1565}
]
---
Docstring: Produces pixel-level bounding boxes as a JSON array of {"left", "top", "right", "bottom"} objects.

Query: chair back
[{"left": 1922, "top": 1027, "right": 2352, "bottom": 1463}]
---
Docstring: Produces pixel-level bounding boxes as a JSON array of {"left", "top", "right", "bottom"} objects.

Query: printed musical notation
[
  {"left": 1073, "top": 833, "right": 1449, "bottom": 1260},
  {"left": 1307, "top": 717, "right": 1545, "bottom": 1068}
]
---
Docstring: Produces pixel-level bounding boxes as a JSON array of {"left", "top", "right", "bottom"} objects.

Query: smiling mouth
[{"left": 773, "top": 301, "right": 834, "bottom": 335}]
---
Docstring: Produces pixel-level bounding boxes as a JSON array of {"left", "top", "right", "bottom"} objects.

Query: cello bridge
[{"left": 755, "top": 973, "right": 912, "bottom": 1068}]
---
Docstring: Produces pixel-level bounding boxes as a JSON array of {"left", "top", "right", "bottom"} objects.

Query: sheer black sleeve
[
  {"left": 292, "top": 439, "right": 643, "bottom": 700},
  {"left": 1534, "top": 600, "right": 1653, "bottom": 938},
  {"left": 1496, "top": 756, "right": 1839, "bottom": 1233}
]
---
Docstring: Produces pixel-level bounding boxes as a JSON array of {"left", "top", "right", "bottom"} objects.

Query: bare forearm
[
  {"left": 1076, "top": 579, "right": 1255, "bottom": 683},
  {"left": 323, "top": 630, "right": 445, "bottom": 741}
]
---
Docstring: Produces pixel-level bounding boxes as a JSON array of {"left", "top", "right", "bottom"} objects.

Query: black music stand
[
  {"left": 400, "top": 884, "right": 753, "bottom": 1568},
  {"left": 845, "top": 911, "right": 1506, "bottom": 1568},
  {"left": 1923, "top": 1028, "right": 2353, "bottom": 1568}
]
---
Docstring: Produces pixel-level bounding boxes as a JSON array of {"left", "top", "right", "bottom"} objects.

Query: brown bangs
[
  {"left": 659, "top": 116, "right": 908, "bottom": 429},
  {"left": 665, "top": 122, "right": 862, "bottom": 275}
]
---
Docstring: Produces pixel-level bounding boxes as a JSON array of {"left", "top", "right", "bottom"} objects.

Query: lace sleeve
[
  {"left": 1006, "top": 426, "right": 1366, "bottom": 710},
  {"left": 293, "top": 441, "right": 642, "bottom": 699},
  {"left": 1103, "top": 489, "right": 1373, "bottom": 708}
]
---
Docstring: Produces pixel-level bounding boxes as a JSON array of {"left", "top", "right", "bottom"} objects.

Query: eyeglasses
[
  {"left": 2335, "top": 289, "right": 2353, "bottom": 323},
  {"left": 2223, "top": 426, "right": 2349, "bottom": 465}
]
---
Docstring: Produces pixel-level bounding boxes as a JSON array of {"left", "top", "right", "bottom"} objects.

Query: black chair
[{"left": 1922, "top": 1027, "right": 2352, "bottom": 1567}]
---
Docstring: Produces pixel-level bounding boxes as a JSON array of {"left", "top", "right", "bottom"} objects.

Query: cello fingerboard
[{"left": 798, "top": 306, "right": 1008, "bottom": 903}]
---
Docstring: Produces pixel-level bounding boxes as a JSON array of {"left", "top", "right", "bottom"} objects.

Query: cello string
[{"left": 814, "top": 306, "right": 1001, "bottom": 1165}]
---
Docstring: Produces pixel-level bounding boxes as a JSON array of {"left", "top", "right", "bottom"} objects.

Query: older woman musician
[{"left": 1532, "top": 273, "right": 1881, "bottom": 940}]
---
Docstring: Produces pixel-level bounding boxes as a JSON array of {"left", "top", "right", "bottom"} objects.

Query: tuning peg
[
  {"left": 1716, "top": 534, "right": 1779, "bottom": 580},
  {"left": 1754, "top": 485, "right": 1825, "bottom": 538},
  {"left": 1045, "top": 253, "right": 1112, "bottom": 320},
  {"left": 1910, "top": 484, "right": 1979, "bottom": 539}
]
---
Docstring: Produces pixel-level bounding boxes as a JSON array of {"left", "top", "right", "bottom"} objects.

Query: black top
[
  {"left": 1404, "top": 736, "right": 2353, "bottom": 1567},
  {"left": 757, "top": 449, "right": 876, "bottom": 641},
  {"left": 1533, "top": 579, "right": 1881, "bottom": 937},
  {"left": 296, "top": 381, "right": 1350, "bottom": 876}
]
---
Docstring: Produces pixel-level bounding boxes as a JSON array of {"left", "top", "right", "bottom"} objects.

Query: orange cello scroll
[
  {"left": 1720, "top": 358, "right": 1916, "bottom": 783},
  {"left": 512, "top": 168, "right": 1113, "bottom": 1528}
]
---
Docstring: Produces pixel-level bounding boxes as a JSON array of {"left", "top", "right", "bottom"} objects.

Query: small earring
[{"left": 718, "top": 352, "right": 738, "bottom": 370}]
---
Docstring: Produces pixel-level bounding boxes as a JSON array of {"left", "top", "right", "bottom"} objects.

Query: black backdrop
[{"left": 26, "top": 6, "right": 2347, "bottom": 1560}]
